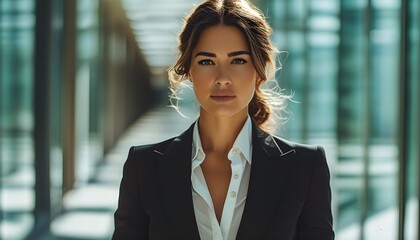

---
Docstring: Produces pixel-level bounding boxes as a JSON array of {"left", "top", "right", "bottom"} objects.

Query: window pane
[
  {"left": 264, "top": 0, "right": 408, "bottom": 239},
  {"left": 405, "top": 0, "right": 420, "bottom": 238},
  {"left": 0, "top": 0, "right": 36, "bottom": 239},
  {"left": 365, "top": 1, "right": 400, "bottom": 239},
  {"left": 74, "top": 0, "right": 103, "bottom": 185}
]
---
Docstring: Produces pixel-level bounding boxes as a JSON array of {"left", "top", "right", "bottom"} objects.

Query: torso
[{"left": 200, "top": 151, "right": 232, "bottom": 223}]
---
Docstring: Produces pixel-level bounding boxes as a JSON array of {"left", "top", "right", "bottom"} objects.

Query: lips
[
  {"left": 210, "top": 92, "right": 236, "bottom": 102},
  {"left": 211, "top": 90, "right": 235, "bottom": 97}
]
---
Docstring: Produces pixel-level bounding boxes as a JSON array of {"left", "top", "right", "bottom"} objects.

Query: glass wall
[
  {"left": 0, "top": 0, "right": 154, "bottom": 239},
  {"left": 261, "top": 0, "right": 419, "bottom": 239},
  {"left": 74, "top": 0, "right": 103, "bottom": 186},
  {"left": 337, "top": 1, "right": 368, "bottom": 236},
  {"left": 0, "top": 0, "right": 36, "bottom": 238},
  {"left": 404, "top": 0, "right": 419, "bottom": 238},
  {"left": 49, "top": 0, "right": 64, "bottom": 220}
]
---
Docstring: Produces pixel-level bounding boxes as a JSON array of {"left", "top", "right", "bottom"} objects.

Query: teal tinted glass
[
  {"left": 0, "top": 0, "right": 36, "bottom": 239},
  {"left": 261, "top": 0, "right": 411, "bottom": 239}
]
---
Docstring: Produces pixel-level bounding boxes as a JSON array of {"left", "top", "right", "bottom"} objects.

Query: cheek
[
  {"left": 231, "top": 64, "right": 257, "bottom": 78},
  {"left": 190, "top": 69, "right": 210, "bottom": 96},
  {"left": 247, "top": 81, "right": 257, "bottom": 98},
  {"left": 190, "top": 66, "right": 217, "bottom": 81},
  {"left": 233, "top": 68, "right": 257, "bottom": 91}
]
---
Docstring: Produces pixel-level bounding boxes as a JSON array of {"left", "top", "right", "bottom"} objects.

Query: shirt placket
[
  {"left": 192, "top": 150, "right": 225, "bottom": 239},
  {"left": 192, "top": 151, "right": 214, "bottom": 212},
  {"left": 220, "top": 147, "right": 243, "bottom": 239}
]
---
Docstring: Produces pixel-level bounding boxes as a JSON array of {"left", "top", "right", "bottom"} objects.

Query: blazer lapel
[
  {"left": 236, "top": 125, "right": 297, "bottom": 239},
  {"left": 154, "top": 124, "right": 201, "bottom": 239}
]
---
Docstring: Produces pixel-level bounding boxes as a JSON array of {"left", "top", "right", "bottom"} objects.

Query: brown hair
[{"left": 168, "top": 0, "right": 288, "bottom": 131}]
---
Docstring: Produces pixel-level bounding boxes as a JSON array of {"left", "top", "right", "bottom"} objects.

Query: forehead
[{"left": 193, "top": 25, "right": 249, "bottom": 53}]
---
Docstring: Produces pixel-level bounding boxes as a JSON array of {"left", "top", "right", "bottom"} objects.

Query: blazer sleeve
[
  {"left": 297, "top": 146, "right": 335, "bottom": 240},
  {"left": 112, "top": 147, "right": 149, "bottom": 240}
]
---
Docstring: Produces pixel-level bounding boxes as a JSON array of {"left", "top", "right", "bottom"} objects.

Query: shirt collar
[
  {"left": 192, "top": 116, "right": 252, "bottom": 164},
  {"left": 192, "top": 122, "right": 204, "bottom": 162}
]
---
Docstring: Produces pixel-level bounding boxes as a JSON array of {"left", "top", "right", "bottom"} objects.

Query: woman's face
[{"left": 189, "top": 25, "right": 257, "bottom": 119}]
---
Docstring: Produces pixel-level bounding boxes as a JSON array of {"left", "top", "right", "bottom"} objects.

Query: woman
[{"left": 113, "top": 0, "right": 334, "bottom": 239}]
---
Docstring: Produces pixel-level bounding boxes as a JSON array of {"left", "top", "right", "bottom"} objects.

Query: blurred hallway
[{"left": 39, "top": 105, "right": 197, "bottom": 239}]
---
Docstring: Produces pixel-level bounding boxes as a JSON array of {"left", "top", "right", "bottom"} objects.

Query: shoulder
[
  {"left": 125, "top": 123, "right": 194, "bottom": 163},
  {"left": 120, "top": 137, "right": 180, "bottom": 181},
  {"left": 130, "top": 123, "right": 194, "bottom": 155},
  {"left": 124, "top": 137, "right": 176, "bottom": 167},
  {"left": 271, "top": 134, "right": 326, "bottom": 156},
  {"left": 252, "top": 123, "right": 326, "bottom": 160},
  {"left": 269, "top": 135, "right": 329, "bottom": 173},
  {"left": 269, "top": 136, "right": 332, "bottom": 194},
  {"left": 129, "top": 137, "right": 176, "bottom": 156}
]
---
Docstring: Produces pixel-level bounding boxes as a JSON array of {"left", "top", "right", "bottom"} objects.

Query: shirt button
[
  {"left": 230, "top": 191, "right": 237, "bottom": 198},
  {"left": 234, "top": 174, "right": 239, "bottom": 179},
  {"left": 232, "top": 148, "right": 239, "bottom": 154}
]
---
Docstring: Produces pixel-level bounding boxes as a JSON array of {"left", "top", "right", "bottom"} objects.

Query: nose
[{"left": 215, "top": 66, "right": 232, "bottom": 86}]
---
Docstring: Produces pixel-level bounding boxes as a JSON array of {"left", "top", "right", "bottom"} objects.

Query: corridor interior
[{"left": 41, "top": 106, "right": 198, "bottom": 239}]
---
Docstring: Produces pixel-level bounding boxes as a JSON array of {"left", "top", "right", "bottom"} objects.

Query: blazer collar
[
  {"left": 162, "top": 121, "right": 295, "bottom": 158},
  {"left": 154, "top": 123, "right": 200, "bottom": 239},
  {"left": 155, "top": 121, "right": 296, "bottom": 239},
  {"left": 253, "top": 124, "right": 296, "bottom": 157},
  {"left": 236, "top": 123, "right": 297, "bottom": 239}
]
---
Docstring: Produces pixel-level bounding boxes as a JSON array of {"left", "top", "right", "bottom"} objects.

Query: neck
[{"left": 197, "top": 109, "right": 248, "bottom": 154}]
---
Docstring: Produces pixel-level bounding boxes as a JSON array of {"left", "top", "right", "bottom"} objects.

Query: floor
[{"left": 41, "top": 106, "right": 198, "bottom": 240}]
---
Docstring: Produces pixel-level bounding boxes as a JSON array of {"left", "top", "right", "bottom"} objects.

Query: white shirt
[{"left": 191, "top": 116, "right": 252, "bottom": 240}]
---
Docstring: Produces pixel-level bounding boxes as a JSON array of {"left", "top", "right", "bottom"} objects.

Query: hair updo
[{"left": 168, "top": 0, "right": 288, "bottom": 131}]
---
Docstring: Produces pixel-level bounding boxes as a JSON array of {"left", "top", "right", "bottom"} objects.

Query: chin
[{"left": 201, "top": 106, "right": 248, "bottom": 119}]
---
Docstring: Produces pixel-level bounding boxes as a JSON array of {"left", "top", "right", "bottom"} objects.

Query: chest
[{"left": 200, "top": 153, "right": 231, "bottom": 220}]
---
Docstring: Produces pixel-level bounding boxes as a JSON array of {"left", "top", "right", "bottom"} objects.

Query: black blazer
[{"left": 113, "top": 123, "right": 334, "bottom": 240}]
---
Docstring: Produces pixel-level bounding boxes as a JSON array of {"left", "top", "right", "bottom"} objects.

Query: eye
[
  {"left": 198, "top": 59, "right": 214, "bottom": 65},
  {"left": 231, "top": 58, "right": 248, "bottom": 64}
]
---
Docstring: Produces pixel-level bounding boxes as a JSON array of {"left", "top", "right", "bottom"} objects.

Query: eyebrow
[
  {"left": 195, "top": 50, "right": 250, "bottom": 58},
  {"left": 228, "top": 51, "right": 250, "bottom": 57},
  {"left": 195, "top": 52, "right": 216, "bottom": 57}
]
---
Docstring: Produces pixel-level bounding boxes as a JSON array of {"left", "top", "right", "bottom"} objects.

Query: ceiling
[{"left": 121, "top": 0, "right": 200, "bottom": 70}]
